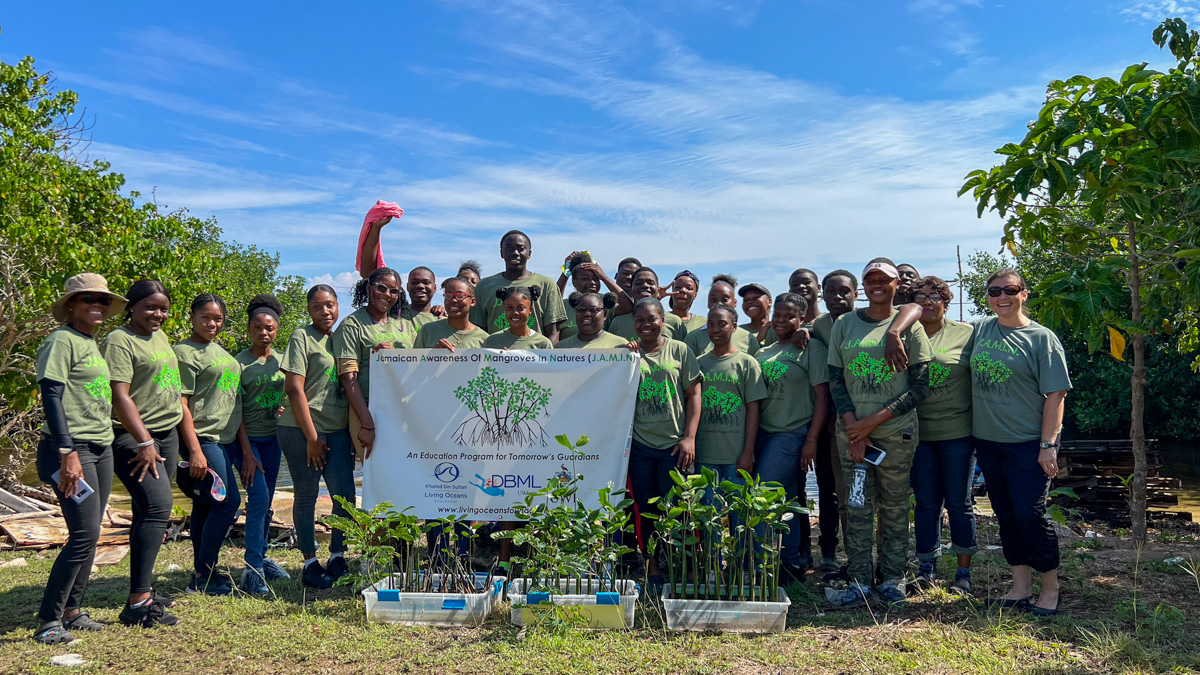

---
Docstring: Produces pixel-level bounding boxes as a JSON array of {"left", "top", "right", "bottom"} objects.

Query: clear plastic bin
[
  {"left": 508, "top": 578, "right": 639, "bottom": 629},
  {"left": 362, "top": 573, "right": 506, "bottom": 626},
  {"left": 661, "top": 585, "right": 790, "bottom": 633}
]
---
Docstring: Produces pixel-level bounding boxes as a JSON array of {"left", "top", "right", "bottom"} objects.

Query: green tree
[{"left": 960, "top": 18, "right": 1200, "bottom": 542}]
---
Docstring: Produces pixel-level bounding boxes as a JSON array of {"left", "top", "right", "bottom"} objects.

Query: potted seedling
[
  {"left": 328, "top": 498, "right": 506, "bottom": 626},
  {"left": 498, "top": 434, "right": 641, "bottom": 629},
  {"left": 649, "top": 468, "right": 802, "bottom": 633}
]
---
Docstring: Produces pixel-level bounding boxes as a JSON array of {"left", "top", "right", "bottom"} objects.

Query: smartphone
[
  {"left": 50, "top": 470, "right": 94, "bottom": 503},
  {"left": 864, "top": 445, "right": 887, "bottom": 466}
]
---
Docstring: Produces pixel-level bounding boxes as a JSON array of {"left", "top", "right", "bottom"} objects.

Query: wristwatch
[
  {"left": 58, "top": 446, "right": 75, "bottom": 456},
  {"left": 1039, "top": 441, "right": 1059, "bottom": 450}
]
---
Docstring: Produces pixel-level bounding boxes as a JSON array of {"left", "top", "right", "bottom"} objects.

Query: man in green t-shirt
[{"left": 470, "top": 231, "right": 567, "bottom": 341}]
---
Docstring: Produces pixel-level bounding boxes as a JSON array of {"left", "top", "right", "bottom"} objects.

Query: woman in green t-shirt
[
  {"left": 628, "top": 296, "right": 703, "bottom": 589},
  {"left": 971, "top": 269, "right": 1071, "bottom": 616},
  {"left": 684, "top": 275, "right": 760, "bottom": 356},
  {"left": 277, "top": 284, "right": 354, "bottom": 590},
  {"left": 174, "top": 294, "right": 243, "bottom": 596},
  {"left": 910, "top": 277, "right": 977, "bottom": 596},
  {"left": 231, "top": 294, "right": 290, "bottom": 594},
  {"left": 668, "top": 270, "right": 706, "bottom": 334},
  {"left": 607, "top": 267, "right": 687, "bottom": 341},
  {"left": 752, "top": 293, "right": 830, "bottom": 583},
  {"left": 103, "top": 279, "right": 194, "bottom": 628},
  {"left": 32, "top": 274, "right": 126, "bottom": 644},
  {"left": 557, "top": 292, "right": 630, "bottom": 349},
  {"left": 482, "top": 287, "right": 555, "bottom": 350},
  {"left": 415, "top": 277, "right": 490, "bottom": 350}
]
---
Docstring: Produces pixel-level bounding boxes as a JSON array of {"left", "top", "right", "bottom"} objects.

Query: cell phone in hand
[
  {"left": 864, "top": 445, "right": 887, "bottom": 466},
  {"left": 50, "top": 470, "right": 94, "bottom": 503}
]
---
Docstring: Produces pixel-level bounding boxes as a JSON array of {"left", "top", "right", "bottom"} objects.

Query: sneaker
[
  {"left": 827, "top": 582, "right": 875, "bottom": 608},
  {"left": 186, "top": 574, "right": 232, "bottom": 596},
  {"left": 119, "top": 599, "right": 180, "bottom": 628},
  {"left": 781, "top": 563, "right": 808, "bottom": 586},
  {"left": 63, "top": 611, "right": 104, "bottom": 632},
  {"left": 302, "top": 560, "right": 335, "bottom": 589},
  {"left": 150, "top": 589, "right": 177, "bottom": 608},
  {"left": 950, "top": 573, "right": 972, "bottom": 596},
  {"left": 262, "top": 558, "right": 291, "bottom": 580},
  {"left": 240, "top": 567, "right": 271, "bottom": 596},
  {"left": 912, "top": 562, "right": 937, "bottom": 592},
  {"left": 818, "top": 555, "right": 840, "bottom": 573},
  {"left": 879, "top": 581, "right": 907, "bottom": 608},
  {"left": 32, "top": 621, "right": 75, "bottom": 644},
  {"left": 326, "top": 555, "right": 349, "bottom": 580}
]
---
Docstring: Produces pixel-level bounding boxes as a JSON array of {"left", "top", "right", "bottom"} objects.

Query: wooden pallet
[{"left": 1051, "top": 439, "right": 1192, "bottom": 524}]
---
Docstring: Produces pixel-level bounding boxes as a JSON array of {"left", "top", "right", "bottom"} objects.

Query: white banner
[{"left": 363, "top": 349, "right": 640, "bottom": 520}]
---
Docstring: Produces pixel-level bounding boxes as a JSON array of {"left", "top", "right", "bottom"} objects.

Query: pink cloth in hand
[{"left": 356, "top": 200, "right": 404, "bottom": 273}]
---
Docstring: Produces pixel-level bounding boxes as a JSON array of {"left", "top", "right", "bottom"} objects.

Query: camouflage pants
[{"left": 836, "top": 421, "right": 918, "bottom": 587}]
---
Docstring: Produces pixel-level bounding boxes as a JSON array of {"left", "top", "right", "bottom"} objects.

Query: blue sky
[{"left": 1, "top": 1, "right": 1191, "bottom": 304}]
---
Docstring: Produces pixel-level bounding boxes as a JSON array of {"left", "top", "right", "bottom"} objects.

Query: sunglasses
[
  {"left": 913, "top": 293, "right": 944, "bottom": 303},
  {"left": 443, "top": 291, "right": 473, "bottom": 301},
  {"left": 372, "top": 283, "right": 401, "bottom": 297},
  {"left": 177, "top": 461, "right": 227, "bottom": 501},
  {"left": 78, "top": 294, "right": 114, "bottom": 307},
  {"left": 987, "top": 285, "right": 1024, "bottom": 298}
]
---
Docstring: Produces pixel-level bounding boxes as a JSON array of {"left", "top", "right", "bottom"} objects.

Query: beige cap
[{"left": 50, "top": 273, "right": 128, "bottom": 323}]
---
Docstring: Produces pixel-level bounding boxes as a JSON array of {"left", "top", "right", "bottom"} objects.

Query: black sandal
[
  {"left": 32, "top": 621, "right": 76, "bottom": 645},
  {"left": 63, "top": 611, "right": 104, "bottom": 632},
  {"left": 1029, "top": 592, "right": 1063, "bottom": 617}
]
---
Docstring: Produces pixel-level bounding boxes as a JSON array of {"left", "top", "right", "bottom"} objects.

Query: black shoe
[
  {"left": 1029, "top": 592, "right": 1063, "bottom": 617},
  {"left": 63, "top": 611, "right": 104, "bottom": 632},
  {"left": 984, "top": 595, "right": 1033, "bottom": 609},
  {"left": 326, "top": 555, "right": 349, "bottom": 580},
  {"left": 302, "top": 560, "right": 335, "bottom": 589},
  {"left": 119, "top": 599, "right": 180, "bottom": 628},
  {"left": 781, "top": 563, "right": 808, "bottom": 585},
  {"left": 150, "top": 589, "right": 177, "bottom": 608},
  {"left": 186, "top": 574, "right": 232, "bottom": 596},
  {"left": 32, "top": 621, "right": 75, "bottom": 644}
]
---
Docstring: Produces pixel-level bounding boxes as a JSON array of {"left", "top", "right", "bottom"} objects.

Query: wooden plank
[{"left": 0, "top": 487, "right": 39, "bottom": 514}]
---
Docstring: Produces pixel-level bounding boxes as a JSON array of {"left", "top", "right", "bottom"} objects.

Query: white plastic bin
[
  {"left": 508, "top": 578, "right": 638, "bottom": 628},
  {"left": 362, "top": 573, "right": 506, "bottom": 626},
  {"left": 661, "top": 585, "right": 790, "bottom": 633}
]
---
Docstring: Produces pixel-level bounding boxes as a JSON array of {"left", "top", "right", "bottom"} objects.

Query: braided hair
[
  {"left": 774, "top": 292, "right": 809, "bottom": 317},
  {"left": 190, "top": 293, "right": 227, "bottom": 320},
  {"left": 352, "top": 266, "right": 408, "bottom": 318}
]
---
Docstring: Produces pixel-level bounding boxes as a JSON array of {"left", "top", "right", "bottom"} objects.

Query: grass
[{"left": 1, "top": 531, "right": 1199, "bottom": 674}]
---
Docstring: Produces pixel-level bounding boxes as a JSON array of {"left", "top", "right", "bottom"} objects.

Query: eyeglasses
[
  {"left": 576, "top": 306, "right": 605, "bottom": 315},
  {"left": 177, "top": 461, "right": 227, "bottom": 501},
  {"left": 913, "top": 293, "right": 944, "bottom": 303},
  {"left": 372, "top": 283, "right": 401, "bottom": 297},
  {"left": 443, "top": 292, "right": 473, "bottom": 301},
  {"left": 78, "top": 294, "right": 113, "bottom": 307},
  {"left": 987, "top": 285, "right": 1024, "bottom": 298}
]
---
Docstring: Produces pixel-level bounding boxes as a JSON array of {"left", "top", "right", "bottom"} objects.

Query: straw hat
[{"left": 51, "top": 273, "right": 128, "bottom": 323}]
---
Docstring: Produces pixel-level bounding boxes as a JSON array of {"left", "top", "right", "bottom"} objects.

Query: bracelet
[
  {"left": 134, "top": 439, "right": 155, "bottom": 448},
  {"left": 360, "top": 426, "right": 375, "bottom": 431}
]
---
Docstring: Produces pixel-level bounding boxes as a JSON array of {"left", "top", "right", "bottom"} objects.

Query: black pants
[
  {"left": 36, "top": 437, "right": 113, "bottom": 623},
  {"left": 975, "top": 438, "right": 1059, "bottom": 573},
  {"left": 813, "top": 420, "right": 842, "bottom": 558},
  {"left": 112, "top": 427, "right": 180, "bottom": 594}
]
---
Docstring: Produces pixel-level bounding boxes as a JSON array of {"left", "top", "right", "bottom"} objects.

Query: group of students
[{"left": 31, "top": 226, "right": 1071, "bottom": 643}]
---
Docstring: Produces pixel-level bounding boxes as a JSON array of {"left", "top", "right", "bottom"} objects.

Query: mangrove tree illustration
[
  {"left": 701, "top": 387, "right": 743, "bottom": 425},
  {"left": 761, "top": 360, "right": 788, "bottom": 394},
  {"left": 637, "top": 376, "right": 676, "bottom": 416},
  {"left": 970, "top": 352, "right": 1013, "bottom": 395},
  {"left": 452, "top": 367, "right": 553, "bottom": 448},
  {"left": 846, "top": 351, "right": 893, "bottom": 394},
  {"left": 928, "top": 361, "right": 951, "bottom": 388}
]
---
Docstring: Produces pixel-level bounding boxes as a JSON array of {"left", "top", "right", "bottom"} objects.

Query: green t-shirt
[
  {"left": 754, "top": 339, "right": 829, "bottom": 434},
  {"left": 917, "top": 320, "right": 974, "bottom": 442},
  {"left": 827, "top": 308, "right": 934, "bottom": 437},
  {"left": 482, "top": 331, "right": 555, "bottom": 350},
  {"left": 175, "top": 339, "right": 241, "bottom": 444},
  {"left": 278, "top": 325, "right": 348, "bottom": 433},
  {"left": 695, "top": 351, "right": 768, "bottom": 465},
  {"left": 970, "top": 318, "right": 1072, "bottom": 443},
  {"left": 811, "top": 313, "right": 835, "bottom": 347},
  {"left": 633, "top": 339, "right": 703, "bottom": 450},
  {"left": 414, "top": 320, "right": 490, "bottom": 349},
  {"left": 401, "top": 308, "right": 440, "bottom": 329},
  {"left": 680, "top": 314, "right": 707, "bottom": 334},
  {"left": 559, "top": 297, "right": 579, "bottom": 340},
  {"left": 684, "top": 326, "right": 760, "bottom": 357},
  {"left": 37, "top": 327, "right": 114, "bottom": 446},
  {"left": 236, "top": 348, "right": 285, "bottom": 438},
  {"left": 102, "top": 326, "right": 183, "bottom": 433},
  {"left": 740, "top": 322, "right": 771, "bottom": 346},
  {"left": 606, "top": 311, "right": 687, "bottom": 343},
  {"left": 556, "top": 331, "right": 630, "bottom": 349},
  {"left": 470, "top": 272, "right": 567, "bottom": 336},
  {"left": 331, "top": 308, "right": 416, "bottom": 403}
]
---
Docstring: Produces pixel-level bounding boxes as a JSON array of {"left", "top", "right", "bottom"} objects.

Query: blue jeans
[
  {"left": 189, "top": 440, "right": 242, "bottom": 578},
  {"left": 754, "top": 427, "right": 811, "bottom": 567},
  {"left": 229, "top": 436, "right": 282, "bottom": 570},
  {"left": 628, "top": 439, "right": 678, "bottom": 553},
  {"left": 277, "top": 426, "right": 355, "bottom": 558},
  {"left": 975, "top": 438, "right": 1059, "bottom": 573},
  {"left": 910, "top": 436, "right": 978, "bottom": 561}
]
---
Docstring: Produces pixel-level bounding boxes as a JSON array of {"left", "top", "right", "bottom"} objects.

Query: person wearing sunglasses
[
  {"left": 910, "top": 276, "right": 977, "bottom": 595},
  {"left": 827, "top": 258, "right": 933, "bottom": 609},
  {"left": 334, "top": 267, "right": 414, "bottom": 461},
  {"left": 278, "top": 284, "right": 352, "bottom": 589},
  {"left": 971, "top": 269, "right": 1071, "bottom": 616},
  {"left": 684, "top": 274, "right": 758, "bottom": 356},
  {"left": 414, "top": 277, "right": 490, "bottom": 350},
  {"left": 402, "top": 266, "right": 443, "bottom": 329},
  {"left": 471, "top": 230, "right": 567, "bottom": 342},
  {"left": 557, "top": 292, "right": 630, "bottom": 348},
  {"left": 231, "top": 294, "right": 291, "bottom": 595},
  {"left": 32, "top": 274, "right": 126, "bottom": 644},
  {"left": 103, "top": 279, "right": 189, "bottom": 628},
  {"left": 668, "top": 270, "right": 706, "bottom": 334}
]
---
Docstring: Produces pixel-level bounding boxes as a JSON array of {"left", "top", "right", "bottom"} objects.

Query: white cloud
[
  {"left": 308, "top": 271, "right": 361, "bottom": 302},
  {"left": 1121, "top": 0, "right": 1200, "bottom": 24}
]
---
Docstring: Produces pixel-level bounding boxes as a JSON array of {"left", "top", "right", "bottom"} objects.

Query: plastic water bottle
[{"left": 848, "top": 463, "right": 868, "bottom": 508}]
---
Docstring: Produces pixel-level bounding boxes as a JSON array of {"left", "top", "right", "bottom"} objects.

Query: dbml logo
[{"left": 433, "top": 462, "right": 459, "bottom": 483}]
